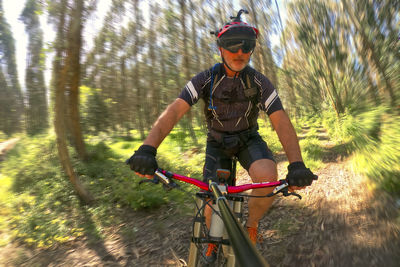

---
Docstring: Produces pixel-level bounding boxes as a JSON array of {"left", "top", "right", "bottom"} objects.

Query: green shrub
[
  {"left": 0, "top": 131, "right": 7, "bottom": 142},
  {"left": 258, "top": 120, "right": 282, "bottom": 154},
  {"left": 0, "top": 133, "right": 198, "bottom": 248},
  {"left": 352, "top": 114, "right": 400, "bottom": 194},
  {"left": 1, "top": 135, "right": 84, "bottom": 247},
  {"left": 299, "top": 137, "right": 323, "bottom": 170},
  {"left": 322, "top": 107, "right": 400, "bottom": 195}
]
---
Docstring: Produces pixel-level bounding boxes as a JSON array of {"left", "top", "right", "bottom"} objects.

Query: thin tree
[
  {"left": 21, "top": 0, "right": 48, "bottom": 135},
  {"left": 0, "top": 0, "right": 24, "bottom": 135},
  {"left": 179, "top": 0, "right": 198, "bottom": 146},
  {"left": 65, "top": 0, "right": 87, "bottom": 160},
  {"left": 342, "top": 0, "right": 397, "bottom": 108},
  {"left": 131, "top": 0, "right": 145, "bottom": 139},
  {"left": 274, "top": 0, "right": 296, "bottom": 117},
  {"left": 50, "top": 0, "right": 93, "bottom": 203}
]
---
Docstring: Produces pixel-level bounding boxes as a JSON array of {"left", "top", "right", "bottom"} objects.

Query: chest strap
[{"left": 209, "top": 126, "right": 258, "bottom": 148}]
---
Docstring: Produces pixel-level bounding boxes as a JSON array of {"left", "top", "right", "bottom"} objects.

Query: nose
[{"left": 236, "top": 48, "right": 244, "bottom": 55}]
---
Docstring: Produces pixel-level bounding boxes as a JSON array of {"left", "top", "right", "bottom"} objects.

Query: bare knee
[{"left": 248, "top": 159, "right": 277, "bottom": 183}]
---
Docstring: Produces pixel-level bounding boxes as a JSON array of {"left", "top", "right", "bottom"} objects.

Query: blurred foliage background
[{"left": 0, "top": 0, "right": 399, "bottom": 249}]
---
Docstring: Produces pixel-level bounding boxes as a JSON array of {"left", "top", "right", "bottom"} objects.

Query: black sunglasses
[{"left": 220, "top": 39, "right": 256, "bottom": 53}]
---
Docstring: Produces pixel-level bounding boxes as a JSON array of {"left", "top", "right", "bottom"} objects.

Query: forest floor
[
  {"left": 1, "top": 129, "right": 399, "bottom": 267},
  {"left": 0, "top": 138, "right": 19, "bottom": 162}
]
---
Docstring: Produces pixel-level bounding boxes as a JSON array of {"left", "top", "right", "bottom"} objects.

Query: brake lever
[
  {"left": 139, "top": 176, "right": 160, "bottom": 185},
  {"left": 266, "top": 180, "right": 302, "bottom": 199},
  {"left": 138, "top": 170, "right": 180, "bottom": 191},
  {"left": 162, "top": 181, "right": 180, "bottom": 191},
  {"left": 282, "top": 189, "right": 302, "bottom": 200}
]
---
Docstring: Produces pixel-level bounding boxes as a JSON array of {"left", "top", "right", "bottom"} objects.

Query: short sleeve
[
  {"left": 178, "top": 70, "right": 211, "bottom": 106},
  {"left": 254, "top": 72, "right": 283, "bottom": 115}
]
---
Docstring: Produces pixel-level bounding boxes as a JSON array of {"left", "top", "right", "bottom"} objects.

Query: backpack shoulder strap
[
  {"left": 242, "top": 67, "right": 260, "bottom": 102},
  {"left": 206, "top": 63, "right": 224, "bottom": 110}
]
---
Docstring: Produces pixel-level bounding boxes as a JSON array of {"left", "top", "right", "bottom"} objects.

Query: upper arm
[
  {"left": 256, "top": 72, "right": 283, "bottom": 115},
  {"left": 178, "top": 70, "right": 210, "bottom": 106},
  {"left": 166, "top": 98, "right": 191, "bottom": 123},
  {"left": 268, "top": 109, "right": 289, "bottom": 129}
]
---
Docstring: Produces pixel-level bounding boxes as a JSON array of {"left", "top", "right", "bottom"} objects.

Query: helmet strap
[
  {"left": 219, "top": 47, "right": 239, "bottom": 77},
  {"left": 219, "top": 47, "right": 253, "bottom": 78},
  {"left": 222, "top": 57, "right": 240, "bottom": 78}
]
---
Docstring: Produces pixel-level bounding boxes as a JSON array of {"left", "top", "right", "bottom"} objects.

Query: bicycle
[{"left": 138, "top": 158, "right": 302, "bottom": 267}]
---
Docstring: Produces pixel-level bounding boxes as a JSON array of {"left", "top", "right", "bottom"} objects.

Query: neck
[{"left": 223, "top": 63, "right": 240, "bottom": 78}]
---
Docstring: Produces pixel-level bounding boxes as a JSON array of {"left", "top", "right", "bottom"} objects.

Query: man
[{"left": 127, "top": 9, "right": 316, "bottom": 262}]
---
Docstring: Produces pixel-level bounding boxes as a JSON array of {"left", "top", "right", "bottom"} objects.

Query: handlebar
[
  {"left": 139, "top": 168, "right": 299, "bottom": 266},
  {"left": 139, "top": 168, "right": 302, "bottom": 199}
]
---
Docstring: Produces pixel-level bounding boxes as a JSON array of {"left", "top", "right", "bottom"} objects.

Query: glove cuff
[
  {"left": 288, "top": 161, "right": 305, "bottom": 171},
  {"left": 137, "top": 144, "right": 157, "bottom": 156}
]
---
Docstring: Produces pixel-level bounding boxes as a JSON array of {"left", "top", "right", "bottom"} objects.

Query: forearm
[
  {"left": 269, "top": 110, "right": 303, "bottom": 163},
  {"left": 143, "top": 98, "right": 190, "bottom": 148},
  {"left": 142, "top": 114, "right": 176, "bottom": 149}
]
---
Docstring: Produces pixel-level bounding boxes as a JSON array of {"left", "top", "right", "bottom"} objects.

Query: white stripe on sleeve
[
  {"left": 264, "top": 90, "right": 278, "bottom": 111},
  {"left": 186, "top": 81, "right": 198, "bottom": 102}
]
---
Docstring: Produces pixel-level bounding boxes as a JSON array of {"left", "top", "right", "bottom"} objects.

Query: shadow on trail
[
  {"left": 7, "top": 179, "right": 399, "bottom": 267},
  {"left": 257, "top": 191, "right": 400, "bottom": 267},
  {"left": 290, "top": 199, "right": 398, "bottom": 266},
  {"left": 116, "top": 206, "right": 193, "bottom": 266},
  {"left": 301, "top": 127, "right": 354, "bottom": 164},
  {"left": 320, "top": 143, "right": 352, "bottom": 163},
  {"left": 79, "top": 207, "right": 121, "bottom": 266},
  {"left": 14, "top": 206, "right": 122, "bottom": 267}
]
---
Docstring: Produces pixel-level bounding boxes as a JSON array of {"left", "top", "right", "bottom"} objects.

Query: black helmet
[{"left": 212, "top": 9, "right": 259, "bottom": 42}]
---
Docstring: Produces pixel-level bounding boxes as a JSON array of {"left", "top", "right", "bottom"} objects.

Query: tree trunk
[
  {"left": 67, "top": 0, "right": 87, "bottom": 160},
  {"left": 190, "top": 1, "right": 200, "bottom": 73},
  {"left": 179, "top": 0, "right": 198, "bottom": 146},
  {"left": 250, "top": 0, "right": 278, "bottom": 88},
  {"left": 342, "top": 0, "right": 396, "bottom": 108},
  {"left": 160, "top": 47, "right": 168, "bottom": 111},
  {"left": 352, "top": 35, "right": 380, "bottom": 105},
  {"left": 120, "top": 57, "right": 131, "bottom": 137},
  {"left": 53, "top": 0, "right": 93, "bottom": 204},
  {"left": 149, "top": 3, "right": 160, "bottom": 121},
  {"left": 132, "top": 0, "right": 145, "bottom": 139}
]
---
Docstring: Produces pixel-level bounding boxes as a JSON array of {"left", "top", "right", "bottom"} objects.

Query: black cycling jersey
[{"left": 178, "top": 65, "right": 283, "bottom": 133}]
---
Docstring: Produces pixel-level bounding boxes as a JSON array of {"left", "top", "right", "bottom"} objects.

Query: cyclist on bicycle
[{"left": 127, "top": 9, "right": 316, "bottom": 262}]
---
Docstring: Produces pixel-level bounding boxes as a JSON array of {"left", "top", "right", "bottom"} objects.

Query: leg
[
  {"left": 246, "top": 159, "right": 277, "bottom": 228},
  {"left": 236, "top": 132, "right": 277, "bottom": 229},
  {"left": 202, "top": 140, "right": 234, "bottom": 229},
  {"left": 201, "top": 140, "right": 234, "bottom": 262}
]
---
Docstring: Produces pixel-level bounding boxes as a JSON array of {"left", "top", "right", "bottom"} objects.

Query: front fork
[
  {"left": 187, "top": 193, "right": 244, "bottom": 267},
  {"left": 187, "top": 196, "right": 204, "bottom": 267},
  {"left": 222, "top": 199, "right": 243, "bottom": 267}
]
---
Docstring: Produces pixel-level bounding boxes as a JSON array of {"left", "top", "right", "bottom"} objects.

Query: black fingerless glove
[
  {"left": 126, "top": 145, "right": 158, "bottom": 175},
  {"left": 286, "top": 161, "right": 317, "bottom": 187}
]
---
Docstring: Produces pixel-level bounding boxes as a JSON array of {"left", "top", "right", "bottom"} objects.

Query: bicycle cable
[{"left": 191, "top": 197, "right": 215, "bottom": 261}]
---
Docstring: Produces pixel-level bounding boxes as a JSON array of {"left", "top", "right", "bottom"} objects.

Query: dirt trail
[
  {"left": 242, "top": 128, "right": 400, "bottom": 266},
  {"left": 1, "top": 131, "right": 399, "bottom": 266},
  {"left": 0, "top": 138, "right": 19, "bottom": 162}
]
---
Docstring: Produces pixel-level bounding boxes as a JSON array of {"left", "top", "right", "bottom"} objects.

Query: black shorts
[{"left": 203, "top": 131, "right": 275, "bottom": 184}]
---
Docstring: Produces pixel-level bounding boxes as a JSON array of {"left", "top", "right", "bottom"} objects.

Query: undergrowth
[
  {"left": 321, "top": 107, "right": 400, "bottom": 195},
  {"left": 0, "top": 131, "right": 7, "bottom": 142},
  {"left": 0, "top": 117, "right": 338, "bottom": 249},
  {"left": 0, "top": 131, "right": 195, "bottom": 249}
]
